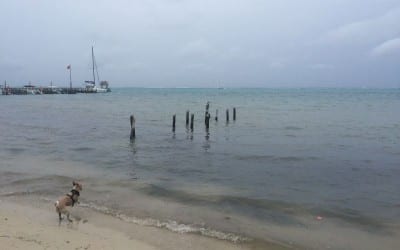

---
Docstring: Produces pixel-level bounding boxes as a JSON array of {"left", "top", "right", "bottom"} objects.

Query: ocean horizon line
[{"left": 110, "top": 86, "right": 400, "bottom": 90}]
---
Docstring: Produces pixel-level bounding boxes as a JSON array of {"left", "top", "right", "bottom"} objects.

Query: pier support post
[
  {"left": 186, "top": 110, "right": 189, "bottom": 126},
  {"left": 190, "top": 114, "right": 194, "bottom": 131},
  {"left": 172, "top": 114, "right": 176, "bottom": 132},
  {"left": 233, "top": 107, "right": 236, "bottom": 121},
  {"left": 205, "top": 113, "right": 211, "bottom": 129},
  {"left": 205, "top": 101, "right": 210, "bottom": 124},
  {"left": 226, "top": 109, "right": 229, "bottom": 122},
  {"left": 215, "top": 109, "right": 218, "bottom": 121},
  {"left": 130, "top": 115, "right": 136, "bottom": 140}
]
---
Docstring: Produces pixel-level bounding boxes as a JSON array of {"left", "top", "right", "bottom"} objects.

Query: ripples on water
[{"left": 1, "top": 88, "right": 400, "bottom": 245}]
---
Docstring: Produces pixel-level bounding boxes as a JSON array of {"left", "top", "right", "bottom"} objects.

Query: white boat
[
  {"left": 85, "top": 46, "right": 111, "bottom": 93},
  {"left": 47, "top": 85, "right": 62, "bottom": 94},
  {"left": 24, "top": 83, "right": 40, "bottom": 95},
  {"left": 85, "top": 81, "right": 108, "bottom": 93}
]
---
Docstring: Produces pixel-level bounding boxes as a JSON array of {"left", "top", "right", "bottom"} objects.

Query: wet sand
[{"left": 0, "top": 199, "right": 290, "bottom": 250}]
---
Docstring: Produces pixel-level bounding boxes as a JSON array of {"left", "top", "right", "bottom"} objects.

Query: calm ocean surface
[{"left": 1, "top": 88, "right": 400, "bottom": 245}]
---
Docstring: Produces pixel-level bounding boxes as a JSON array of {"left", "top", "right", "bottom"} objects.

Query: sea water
[{"left": 1, "top": 88, "right": 399, "bottom": 248}]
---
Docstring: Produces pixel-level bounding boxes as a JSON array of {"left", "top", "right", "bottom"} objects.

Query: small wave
[
  {"left": 78, "top": 202, "right": 249, "bottom": 243},
  {"left": 0, "top": 190, "right": 34, "bottom": 197},
  {"left": 284, "top": 126, "right": 303, "bottom": 130},
  {"left": 70, "top": 147, "right": 94, "bottom": 152},
  {"left": 5, "top": 147, "right": 26, "bottom": 154},
  {"left": 235, "top": 155, "right": 318, "bottom": 162},
  {"left": 8, "top": 175, "right": 71, "bottom": 186}
]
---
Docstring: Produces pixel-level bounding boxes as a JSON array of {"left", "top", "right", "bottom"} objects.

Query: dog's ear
[{"left": 73, "top": 181, "right": 76, "bottom": 186}]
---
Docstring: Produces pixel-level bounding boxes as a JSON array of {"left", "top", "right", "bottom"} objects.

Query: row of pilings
[{"left": 130, "top": 102, "right": 236, "bottom": 140}]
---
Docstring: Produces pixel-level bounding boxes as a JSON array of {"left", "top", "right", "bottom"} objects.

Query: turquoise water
[{"left": 1, "top": 88, "right": 400, "bottom": 246}]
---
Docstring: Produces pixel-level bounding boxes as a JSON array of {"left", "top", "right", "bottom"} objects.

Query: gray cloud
[
  {"left": 0, "top": 0, "right": 399, "bottom": 87},
  {"left": 371, "top": 38, "right": 400, "bottom": 56},
  {"left": 319, "top": 8, "right": 400, "bottom": 45}
]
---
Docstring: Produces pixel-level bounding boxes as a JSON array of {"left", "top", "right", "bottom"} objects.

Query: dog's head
[{"left": 72, "top": 181, "right": 83, "bottom": 192}]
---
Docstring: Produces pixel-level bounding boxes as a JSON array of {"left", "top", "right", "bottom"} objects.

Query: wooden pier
[{"left": 1, "top": 86, "right": 109, "bottom": 95}]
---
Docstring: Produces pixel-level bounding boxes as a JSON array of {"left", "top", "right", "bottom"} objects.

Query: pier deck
[{"left": 1, "top": 87, "right": 105, "bottom": 95}]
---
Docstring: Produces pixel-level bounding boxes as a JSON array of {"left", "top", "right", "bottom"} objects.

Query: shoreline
[
  {"left": 1, "top": 87, "right": 400, "bottom": 250},
  {"left": 1, "top": 156, "right": 400, "bottom": 250},
  {"left": 0, "top": 198, "right": 291, "bottom": 250}
]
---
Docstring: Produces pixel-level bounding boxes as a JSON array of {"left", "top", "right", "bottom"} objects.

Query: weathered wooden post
[
  {"left": 205, "top": 101, "right": 210, "bottom": 124},
  {"left": 190, "top": 114, "right": 194, "bottom": 130},
  {"left": 205, "top": 113, "right": 211, "bottom": 129},
  {"left": 130, "top": 115, "right": 135, "bottom": 140},
  {"left": 233, "top": 107, "right": 236, "bottom": 121},
  {"left": 186, "top": 110, "right": 189, "bottom": 126},
  {"left": 215, "top": 109, "right": 218, "bottom": 121},
  {"left": 226, "top": 109, "right": 229, "bottom": 122},
  {"left": 172, "top": 114, "right": 176, "bottom": 132}
]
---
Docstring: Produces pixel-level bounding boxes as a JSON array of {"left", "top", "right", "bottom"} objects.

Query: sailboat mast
[{"left": 92, "top": 46, "right": 96, "bottom": 85}]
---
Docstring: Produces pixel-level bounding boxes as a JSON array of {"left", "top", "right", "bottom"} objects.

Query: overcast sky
[{"left": 0, "top": 0, "right": 399, "bottom": 88}]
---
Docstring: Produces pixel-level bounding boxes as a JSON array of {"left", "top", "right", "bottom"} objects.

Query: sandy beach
[
  {"left": 0, "top": 198, "right": 290, "bottom": 250},
  {"left": 0, "top": 201, "right": 156, "bottom": 250}
]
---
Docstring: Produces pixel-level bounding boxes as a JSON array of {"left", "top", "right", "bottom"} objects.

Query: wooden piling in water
[
  {"left": 226, "top": 109, "right": 229, "bottom": 122},
  {"left": 205, "top": 101, "right": 210, "bottom": 124},
  {"left": 233, "top": 107, "right": 236, "bottom": 121},
  {"left": 172, "top": 114, "right": 176, "bottom": 131},
  {"left": 205, "top": 113, "right": 211, "bottom": 129},
  {"left": 190, "top": 114, "right": 194, "bottom": 130},
  {"left": 215, "top": 109, "right": 218, "bottom": 121},
  {"left": 186, "top": 110, "right": 189, "bottom": 126},
  {"left": 130, "top": 115, "right": 136, "bottom": 140}
]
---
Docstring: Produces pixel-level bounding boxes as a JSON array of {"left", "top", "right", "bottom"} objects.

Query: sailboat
[{"left": 85, "top": 46, "right": 111, "bottom": 93}]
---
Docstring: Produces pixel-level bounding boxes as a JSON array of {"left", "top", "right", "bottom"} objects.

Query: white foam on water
[{"left": 78, "top": 201, "right": 249, "bottom": 243}]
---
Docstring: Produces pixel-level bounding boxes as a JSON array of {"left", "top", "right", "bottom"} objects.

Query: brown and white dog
[{"left": 54, "top": 181, "right": 82, "bottom": 223}]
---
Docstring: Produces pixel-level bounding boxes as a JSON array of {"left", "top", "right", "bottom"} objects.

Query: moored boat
[
  {"left": 23, "top": 83, "right": 42, "bottom": 95},
  {"left": 84, "top": 46, "right": 111, "bottom": 93}
]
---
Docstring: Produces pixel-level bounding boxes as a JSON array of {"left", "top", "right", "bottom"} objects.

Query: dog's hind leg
[
  {"left": 55, "top": 204, "right": 63, "bottom": 225},
  {"left": 66, "top": 211, "right": 73, "bottom": 223}
]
